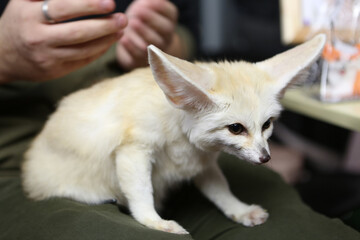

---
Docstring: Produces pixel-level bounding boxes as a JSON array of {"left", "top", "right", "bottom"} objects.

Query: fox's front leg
[
  {"left": 194, "top": 161, "right": 269, "bottom": 227},
  {"left": 115, "top": 145, "right": 188, "bottom": 234}
]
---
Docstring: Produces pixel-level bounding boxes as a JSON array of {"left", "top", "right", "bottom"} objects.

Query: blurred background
[{"left": 196, "top": 0, "right": 287, "bottom": 61}]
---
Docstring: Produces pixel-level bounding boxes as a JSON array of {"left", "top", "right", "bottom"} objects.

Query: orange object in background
[
  {"left": 354, "top": 71, "right": 360, "bottom": 96},
  {"left": 350, "top": 44, "right": 360, "bottom": 60},
  {"left": 322, "top": 43, "right": 341, "bottom": 61}
]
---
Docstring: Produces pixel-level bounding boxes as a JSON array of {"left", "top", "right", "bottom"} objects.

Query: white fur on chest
[{"left": 152, "top": 138, "right": 217, "bottom": 201}]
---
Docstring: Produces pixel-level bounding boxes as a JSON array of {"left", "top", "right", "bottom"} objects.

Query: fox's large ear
[
  {"left": 148, "top": 45, "right": 215, "bottom": 111},
  {"left": 256, "top": 34, "right": 326, "bottom": 97}
]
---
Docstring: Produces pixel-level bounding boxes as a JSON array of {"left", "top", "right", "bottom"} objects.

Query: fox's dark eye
[
  {"left": 228, "top": 123, "right": 245, "bottom": 135},
  {"left": 262, "top": 118, "right": 272, "bottom": 131}
]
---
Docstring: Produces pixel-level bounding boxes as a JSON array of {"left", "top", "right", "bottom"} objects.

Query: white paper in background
[
  {"left": 301, "top": 0, "right": 325, "bottom": 26},
  {"left": 302, "top": 0, "right": 330, "bottom": 29},
  {"left": 301, "top": 0, "right": 356, "bottom": 34}
]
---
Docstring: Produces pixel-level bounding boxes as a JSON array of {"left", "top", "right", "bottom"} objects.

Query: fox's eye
[
  {"left": 262, "top": 118, "right": 272, "bottom": 131},
  {"left": 228, "top": 123, "right": 245, "bottom": 135}
]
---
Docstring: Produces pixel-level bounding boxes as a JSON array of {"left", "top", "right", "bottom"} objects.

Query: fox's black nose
[
  {"left": 260, "top": 155, "right": 271, "bottom": 163},
  {"left": 259, "top": 149, "right": 271, "bottom": 163}
]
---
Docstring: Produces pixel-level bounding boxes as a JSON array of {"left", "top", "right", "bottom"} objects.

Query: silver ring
[{"left": 42, "top": 0, "right": 56, "bottom": 24}]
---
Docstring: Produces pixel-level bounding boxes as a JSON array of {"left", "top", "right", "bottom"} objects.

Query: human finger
[
  {"left": 53, "top": 33, "right": 119, "bottom": 61},
  {"left": 40, "top": 0, "right": 117, "bottom": 23},
  {"left": 116, "top": 42, "right": 147, "bottom": 71},
  {"left": 130, "top": 18, "right": 164, "bottom": 48},
  {"left": 120, "top": 33, "right": 146, "bottom": 59},
  {"left": 46, "top": 13, "right": 127, "bottom": 46},
  {"left": 152, "top": 0, "right": 178, "bottom": 22},
  {"left": 116, "top": 44, "right": 134, "bottom": 69},
  {"left": 138, "top": 0, "right": 178, "bottom": 22},
  {"left": 26, "top": 46, "right": 110, "bottom": 82},
  {"left": 60, "top": 49, "right": 109, "bottom": 77},
  {"left": 136, "top": 9, "right": 175, "bottom": 37}
]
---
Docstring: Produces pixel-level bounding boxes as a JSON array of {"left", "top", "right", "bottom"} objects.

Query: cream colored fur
[{"left": 22, "top": 34, "right": 325, "bottom": 234}]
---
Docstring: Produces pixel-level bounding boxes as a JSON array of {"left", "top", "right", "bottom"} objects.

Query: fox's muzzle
[{"left": 259, "top": 148, "right": 271, "bottom": 163}]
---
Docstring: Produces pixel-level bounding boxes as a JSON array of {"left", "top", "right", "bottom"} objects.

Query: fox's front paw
[
  {"left": 143, "top": 219, "right": 189, "bottom": 234},
  {"left": 230, "top": 205, "right": 269, "bottom": 227}
]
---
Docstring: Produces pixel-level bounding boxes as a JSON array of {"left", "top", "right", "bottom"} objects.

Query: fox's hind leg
[
  {"left": 194, "top": 160, "right": 269, "bottom": 227},
  {"left": 115, "top": 145, "right": 188, "bottom": 234}
]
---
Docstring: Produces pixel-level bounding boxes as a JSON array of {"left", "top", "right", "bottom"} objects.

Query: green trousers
[{"left": 1, "top": 48, "right": 359, "bottom": 240}]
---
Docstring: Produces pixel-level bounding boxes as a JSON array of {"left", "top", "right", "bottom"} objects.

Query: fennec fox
[{"left": 22, "top": 34, "right": 325, "bottom": 234}]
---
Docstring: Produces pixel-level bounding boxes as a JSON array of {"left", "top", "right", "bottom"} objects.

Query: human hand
[
  {"left": 0, "top": 0, "right": 127, "bottom": 83},
  {"left": 116, "top": 0, "right": 178, "bottom": 71}
]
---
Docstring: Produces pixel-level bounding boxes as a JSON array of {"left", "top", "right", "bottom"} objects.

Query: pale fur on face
[
  {"left": 179, "top": 61, "right": 282, "bottom": 164},
  {"left": 22, "top": 34, "right": 326, "bottom": 234},
  {"left": 149, "top": 34, "right": 325, "bottom": 164}
]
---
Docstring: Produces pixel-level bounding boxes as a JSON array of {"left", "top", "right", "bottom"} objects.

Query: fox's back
[
  {"left": 44, "top": 68, "right": 169, "bottom": 151},
  {"left": 22, "top": 67, "right": 176, "bottom": 202}
]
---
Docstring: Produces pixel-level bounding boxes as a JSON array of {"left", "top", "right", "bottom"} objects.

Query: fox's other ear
[
  {"left": 256, "top": 34, "right": 326, "bottom": 97},
  {"left": 148, "top": 45, "right": 215, "bottom": 111}
]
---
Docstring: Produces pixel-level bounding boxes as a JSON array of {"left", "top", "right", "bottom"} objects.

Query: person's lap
[
  {"left": 166, "top": 155, "right": 360, "bottom": 239},
  {"left": 0, "top": 47, "right": 359, "bottom": 240},
  {"left": 0, "top": 174, "right": 192, "bottom": 240},
  {"left": 1, "top": 155, "right": 360, "bottom": 240}
]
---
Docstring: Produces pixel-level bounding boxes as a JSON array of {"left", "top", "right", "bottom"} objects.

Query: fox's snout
[{"left": 259, "top": 148, "right": 271, "bottom": 163}]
